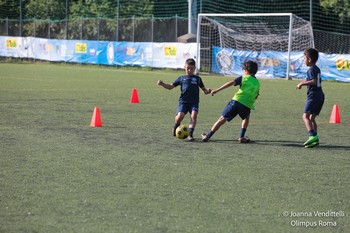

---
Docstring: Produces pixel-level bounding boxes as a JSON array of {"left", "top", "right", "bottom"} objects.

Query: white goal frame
[{"left": 196, "top": 13, "right": 315, "bottom": 79}]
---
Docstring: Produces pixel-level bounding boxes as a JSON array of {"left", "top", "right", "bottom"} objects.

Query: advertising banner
[
  {"left": 0, "top": 36, "right": 197, "bottom": 69},
  {"left": 212, "top": 46, "right": 350, "bottom": 82},
  {"left": 0, "top": 36, "right": 349, "bottom": 82}
]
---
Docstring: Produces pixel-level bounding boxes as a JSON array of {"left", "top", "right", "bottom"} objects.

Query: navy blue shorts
[
  {"left": 304, "top": 92, "right": 325, "bottom": 115},
  {"left": 177, "top": 102, "right": 199, "bottom": 114},
  {"left": 222, "top": 100, "right": 251, "bottom": 121}
]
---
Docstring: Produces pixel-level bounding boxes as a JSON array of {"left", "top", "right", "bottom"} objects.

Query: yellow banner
[
  {"left": 6, "top": 39, "right": 17, "bottom": 48},
  {"left": 336, "top": 58, "right": 350, "bottom": 70},
  {"left": 164, "top": 46, "right": 177, "bottom": 56},
  {"left": 75, "top": 43, "right": 87, "bottom": 53}
]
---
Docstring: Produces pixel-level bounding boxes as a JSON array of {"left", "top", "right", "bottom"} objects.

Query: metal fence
[
  {"left": 1, "top": 16, "right": 350, "bottom": 53},
  {"left": 0, "top": 16, "right": 189, "bottom": 43}
]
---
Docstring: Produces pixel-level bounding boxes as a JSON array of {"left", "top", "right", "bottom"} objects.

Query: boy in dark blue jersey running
[
  {"left": 157, "top": 58, "right": 211, "bottom": 141},
  {"left": 296, "top": 48, "right": 325, "bottom": 148}
]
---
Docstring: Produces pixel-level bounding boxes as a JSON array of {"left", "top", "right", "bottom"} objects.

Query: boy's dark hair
[
  {"left": 304, "top": 48, "right": 319, "bottom": 63},
  {"left": 185, "top": 58, "right": 196, "bottom": 66},
  {"left": 243, "top": 60, "right": 258, "bottom": 75}
]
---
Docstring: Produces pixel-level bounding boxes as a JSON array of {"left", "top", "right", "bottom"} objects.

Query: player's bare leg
[
  {"left": 239, "top": 115, "right": 250, "bottom": 143},
  {"left": 302, "top": 113, "right": 319, "bottom": 146},
  {"left": 188, "top": 111, "right": 198, "bottom": 141},
  {"left": 242, "top": 116, "right": 249, "bottom": 129},
  {"left": 175, "top": 112, "right": 185, "bottom": 124},
  {"left": 309, "top": 114, "right": 317, "bottom": 132},
  {"left": 189, "top": 111, "right": 197, "bottom": 129},
  {"left": 201, "top": 116, "right": 227, "bottom": 141},
  {"left": 303, "top": 113, "right": 313, "bottom": 132},
  {"left": 211, "top": 116, "right": 227, "bottom": 132}
]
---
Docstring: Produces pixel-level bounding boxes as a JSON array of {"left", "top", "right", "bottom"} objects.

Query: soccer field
[{"left": 0, "top": 63, "right": 349, "bottom": 233}]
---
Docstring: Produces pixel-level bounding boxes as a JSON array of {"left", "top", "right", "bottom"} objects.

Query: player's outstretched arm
[
  {"left": 211, "top": 81, "right": 235, "bottom": 95},
  {"left": 157, "top": 80, "right": 175, "bottom": 90}
]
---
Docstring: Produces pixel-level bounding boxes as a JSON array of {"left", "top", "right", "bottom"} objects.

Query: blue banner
[
  {"left": 1, "top": 36, "right": 349, "bottom": 82},
  {"left": 0, "top": 36, "right": 197, "bottom": 69},
  {"left": 211, "top": 46, "right": 350, "bottom": 82}
]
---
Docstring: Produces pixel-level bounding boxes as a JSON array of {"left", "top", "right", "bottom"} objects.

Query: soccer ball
[{"left": 175, "top": 125, "right": 189, "bottom": 139}]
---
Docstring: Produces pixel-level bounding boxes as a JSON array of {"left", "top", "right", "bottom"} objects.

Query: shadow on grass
[
  {"left": 254, "top": 140, "right": 350, "bottom": 150},
  {"left": 253, "top": 139, "right": 302, "bottom": 148},
  {"left": 207, "top": 139, "right": 350, "bottom": 150},
  {"left": 313, "top": 144, "right": 350, "bottom": 150}
]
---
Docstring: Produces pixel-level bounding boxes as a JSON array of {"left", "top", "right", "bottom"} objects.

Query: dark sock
[
  {"left": 308, "top": 130, "right": 316, "bottom": 136},
  {"left": 207, "top": 130, "right": 214, "bottom": 138},
  {"left": 240, "top": 128, "right": 247, "bottom": 138},
  {"left": 173, "top": 123, "right": 180, "bottom": 136},
  {"left": 189, "top": 128, "right": 194, "bottom": 137}
]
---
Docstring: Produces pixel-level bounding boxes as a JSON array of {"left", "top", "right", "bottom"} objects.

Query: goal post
[{"left": 196, "top": 13, "right": 314, "bottom": 79}]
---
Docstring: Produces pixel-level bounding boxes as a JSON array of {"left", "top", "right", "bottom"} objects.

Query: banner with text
[
  {"left": 212, "top": 46, "right": 350, "bottom": 82},
  {"left": 0, "top": 36, "right": 196, "bottom": 69},
  {"left": 1, "top": 36, "right": 349, "bottom": 82}
]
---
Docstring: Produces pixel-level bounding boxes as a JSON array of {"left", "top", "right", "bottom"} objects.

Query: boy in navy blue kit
[
  {"left": 157, "top": 58, "right": 211, "bottom": 141},
  {"left": 296, "top": 48, "right": 325, "bottom": 148}
]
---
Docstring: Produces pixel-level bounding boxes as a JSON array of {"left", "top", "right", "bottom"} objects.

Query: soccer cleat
[
  {"left": 187, "top": 136, "right": 195, "bottom": 141},
  {"left": 201, "top": 133, "right": 210, "bottom": 142},
  {"left": 238, "top": 136, "right": 250, "bottom": 143},
  {"left": 303, "top": 136, "right": 319, "bottom": 146},
  {"left": 305, "top": 141, "right": 319, "bottom": 148}
]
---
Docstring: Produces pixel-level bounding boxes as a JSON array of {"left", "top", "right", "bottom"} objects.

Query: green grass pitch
[{"left": 0, "top": 63, "right": 349, "bottom": 233}]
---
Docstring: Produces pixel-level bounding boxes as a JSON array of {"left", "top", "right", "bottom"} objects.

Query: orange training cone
[
  {"left": 90, "top": 107, "right": 102, "bottom": 127},
  {"left": 130, "top": 88, "right": 139, "bottom": 104},
  {"left": 329, "top": 104, "right": 341, "bottom": 123}
]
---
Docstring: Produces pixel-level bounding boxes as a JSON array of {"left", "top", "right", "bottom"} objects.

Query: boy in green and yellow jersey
[{"left": 202, "top": 60, "right": 260, "bottom": 143}]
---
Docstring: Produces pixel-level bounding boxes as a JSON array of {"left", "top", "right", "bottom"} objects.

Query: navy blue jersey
[
  {"left": 172, "top": 75, "right": 205, "bottom": 104},
  {"left": 306, "top": 65, "right": 323, "bottom": 94}
]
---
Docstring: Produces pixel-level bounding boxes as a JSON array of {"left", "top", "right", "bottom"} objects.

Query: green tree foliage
[
  {"left": 321, "top": 0, "right": 350, "bottom": 22},
  {"left": 69, "top": 0, "right": 154, "bottom": 19},
  {"left": 1, "top": 0, "right": 349, "bottom": 38},
  {"left": 118, "top": 0, "right": 154, "bottom": 18},
  {"left": 0, "top": 0, "right": 20, "bottom": 19},
  {"left": 67, "top": 0, "right": 154, "bottom": 40},
  {"left": 69, "top": 0, "right": 116, "bottom": 19},
  {"left": 25, "top": 0, "right": 66, "bottom": 20}
]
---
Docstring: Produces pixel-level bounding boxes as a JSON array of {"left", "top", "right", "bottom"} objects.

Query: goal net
[{"left": 196, "top": 13, "right": 314, "bottom": 78}]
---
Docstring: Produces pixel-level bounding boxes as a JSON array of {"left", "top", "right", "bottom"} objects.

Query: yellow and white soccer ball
[{"left": 175, "top": 125, "right": 189, "bottom": 139}]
